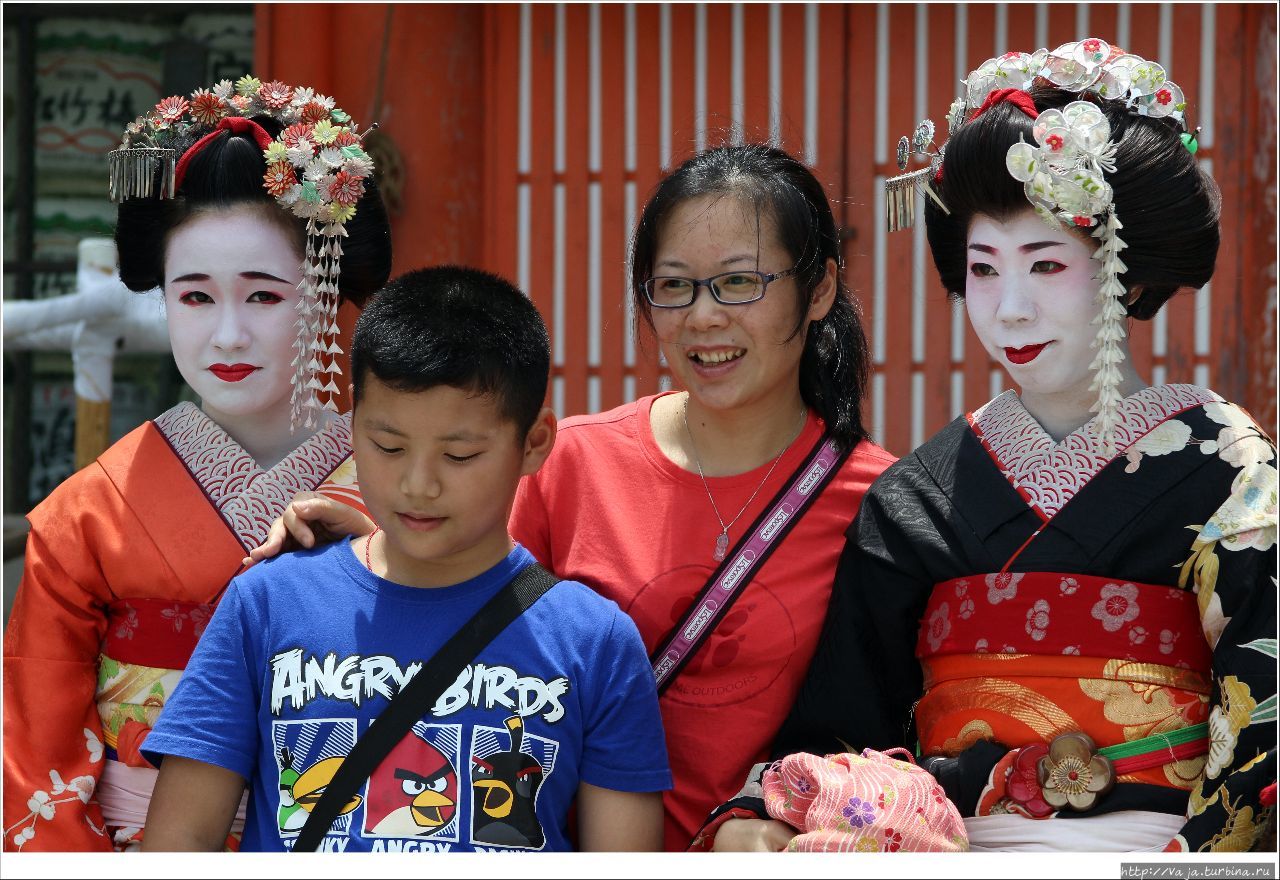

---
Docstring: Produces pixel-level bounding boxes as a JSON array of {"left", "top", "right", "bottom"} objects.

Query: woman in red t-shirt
[{"left": 253, "top": 144, "right": 894, "bottom": 850}]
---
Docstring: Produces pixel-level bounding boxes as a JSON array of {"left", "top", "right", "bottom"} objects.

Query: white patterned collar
[
  {"left": 153, "top": 402, "right": 353, "bottom": 551},
  {"left": 968, "top": 384, "right": 1221, "bottom": 520}
]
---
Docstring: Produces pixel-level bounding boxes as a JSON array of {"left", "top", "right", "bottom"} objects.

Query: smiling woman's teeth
[{"left": 690, "top": 349, "right": 745, "bottom": 364}]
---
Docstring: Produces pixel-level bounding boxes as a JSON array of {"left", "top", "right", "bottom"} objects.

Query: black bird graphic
[{"left": 471, "top": 715, "right": 546, "bottom": 848}]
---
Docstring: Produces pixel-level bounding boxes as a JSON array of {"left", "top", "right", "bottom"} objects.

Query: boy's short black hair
[{"left": 351, "top": 266, "right": 550, "bottom": 437}]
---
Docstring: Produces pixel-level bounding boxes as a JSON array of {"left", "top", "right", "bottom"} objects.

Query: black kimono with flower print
[{"left": 773, "top": 386, "right": 1276, "bottom": 853}]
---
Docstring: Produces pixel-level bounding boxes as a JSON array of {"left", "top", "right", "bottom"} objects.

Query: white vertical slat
[
  {"left": 519, "top": 5, "right": 532, "bottom": 175},
  {"left": 872, "top": 372, "right": 886, "bottom": 448},
  {"left": 1191, "top": 13, "right": 1213, "bottom": 419},
  {"left": 625, "top": 5, "right": 636, "bottom": 172},
  {"left": 951, "top": 6, "right": 967, "bottom": 377},
  {"left": 1115, "top": 5, "right": 1131, "bottom": 52},
  {"left": 659, "top": 373, "right": 673, "bottom": 392},
  {"left": 950, "top": 304, "right": 966, "bottom": 363},
  {"left": 1075, "top": 5, "right": 1089, "bottom": 41},
  {"left": 1196, "top": 162, "right": 1213, "bottom": 358},
  {"left": 554, "top": 376, "right": 565, "bottom": 417},
  {"left": 875, "top": 4, "right": 888, "bottom": 166},
  {"left": 589, "top": 376, "right": 601, "bottom": 413},
  {"left": 1034, "top": 4, "right": 1048, "bottom": 51},
  {"left": 951, "top": 299, "right": 966, "bottom": 387},
  {"left": 804, "top": 3, "right": 819, "bottom": 165},
  {"left": 553, "top": 185, "right": 565, "bottom": 369},
  {"left": 518, "top": 185, "right": 531, "bottom": 296},
  {"left": 1150, "top": 6, "right": 1174, "bottom": 364},
  {"left": 906, "top": 0, "right": 926, "bottom": 447},
  {"left": 951, "top": 371, "right": 964, "bottom": 420},
  {"left": 872, "top": 4, "right": 888, "bottom": 367},
  {"left": 994, "top": 2, "right": 1007, "bottom": 55},
  {"left": 1199, "top": 5, "right": 1216, "bottom": 149},
  {"left": 912, "top": 5, "right": 927, "bottom": 367},
  {"left": 625, "top": 375, "right": 636, "bottom": 403},
  {"left": 1159, "top": 5, "right": 1173, "bottom": 76},
  {"left": 873, "top": 176, "right": 886, "bottom": 363},
  {"left": 911, "top": 372, "right": 924, "bottom": 453},
  {"left": 769, "top": 3, "right": 782, "bottom": 146},
  {"left": 731, "top": 3, "right": 744, "bottom": 144},
  {"left": 588, "top": 182, "right": 601, "bottom": 370},
  {"left": 624, "top": 179, "right": 637, "bottom": 369},
  {"left": 660, "top": 4, "right": 672, "bottom": 168},
  {"left": 1152, "top": 304, "right": 1168, "bottom": 358},
  {"left": 695, "top": 4, "right": 707, "bottom": 152},
  {"left": 990, "top": 367, "right": 1004, "bottom": 399},
  {"left": 1152, "top": 364, "right": 1167, "bottom": 386}
]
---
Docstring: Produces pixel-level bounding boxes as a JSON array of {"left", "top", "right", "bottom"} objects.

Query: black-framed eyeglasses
[{"left": 639, "top": 267, "right": 800, "bottom": 308}]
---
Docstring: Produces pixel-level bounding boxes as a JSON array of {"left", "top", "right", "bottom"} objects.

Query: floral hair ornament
[
  {"left": 885, "top": 38, "right": 1193, "bottom": 455},
  {"left": 108, "top": 75, "right": 378, "bottom": 431},
  {"left": 1005, "top": 101, "right": 1129, "bottom": 451}
]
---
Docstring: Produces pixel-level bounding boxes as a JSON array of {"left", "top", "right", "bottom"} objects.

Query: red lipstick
[
  {"left": 209, "top": 363, "right": 259, "bottom": 382},
  {"left": 1004, "top": 343, "right": 1048, "bottom": 365}
]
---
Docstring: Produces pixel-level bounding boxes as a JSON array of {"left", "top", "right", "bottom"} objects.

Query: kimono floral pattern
[
  {"left": 4, "top": 730, "right": 105, "bottom": 850},
  {"left": 1169, "top": 401, "right": 1275, "bottom": 850}
]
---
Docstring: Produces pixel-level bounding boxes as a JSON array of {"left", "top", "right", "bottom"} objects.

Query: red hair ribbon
[
  {"left": 935, "top": 89, "right": 1039, "bottom": 184},
  {"left": 174, "top": 116, "right": 276, "bottom": 192},
  {"left": 968, "top": 87, "right": 1039, "bottom": 123}
]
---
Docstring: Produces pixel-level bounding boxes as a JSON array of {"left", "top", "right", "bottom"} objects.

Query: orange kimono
[{"left": 3, "top": 402, "right": 359, "bottom": 851}]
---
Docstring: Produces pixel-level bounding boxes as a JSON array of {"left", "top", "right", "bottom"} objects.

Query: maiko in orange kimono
[{"left": 3, "top": 403, "right": 361, "bottom": 851}]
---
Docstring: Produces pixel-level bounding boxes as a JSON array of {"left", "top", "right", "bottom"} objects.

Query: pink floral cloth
[{"left": 762, "top": 749, "right": 968, "bottom": 852}]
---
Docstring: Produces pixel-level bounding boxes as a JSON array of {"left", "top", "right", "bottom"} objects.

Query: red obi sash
[
  {"left": 103, "top": 598, "right": 218, "bottom": 670},
  {"left": 916, "top": 572, "right": 1211, "bottom": 671}
]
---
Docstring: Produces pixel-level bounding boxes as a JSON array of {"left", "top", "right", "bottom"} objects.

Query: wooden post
[
  {"left": 74, "top": 399, "right": 112, "bottom": 471},
  {"left": 71, "top": 238, "right": 120, "bottom": 470}
]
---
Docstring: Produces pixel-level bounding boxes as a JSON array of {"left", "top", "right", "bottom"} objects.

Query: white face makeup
[
  {"left": 964, "top": 210, "right": 1114, "bottom": 417},
  {"left": 163, "top": 204, "right": 303, "bottom": 431}
]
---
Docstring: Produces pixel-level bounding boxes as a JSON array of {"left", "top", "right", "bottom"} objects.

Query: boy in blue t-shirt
[{"left": 142, "top": 267, "right": 671, "bottom": 852}]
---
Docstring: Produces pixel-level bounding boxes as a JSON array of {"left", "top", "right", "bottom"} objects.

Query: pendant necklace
[{"left": 681, "top": 397, "right": 806, "bottom": 562}]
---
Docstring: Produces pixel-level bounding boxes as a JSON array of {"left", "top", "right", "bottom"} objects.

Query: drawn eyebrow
[
  {"left": 968, "top": 241, "right": 1067, "bottom": 255},
  {"left": 167, "top": 271, "right": 293, "bottom": 284}
]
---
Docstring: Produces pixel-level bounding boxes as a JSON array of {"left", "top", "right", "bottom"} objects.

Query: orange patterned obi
[
  {"left": 97, "top": 599, "right": 216, "bottom": 766},
  {"left": 915, "top": 573, "right": 1212, "bottom": 791}
]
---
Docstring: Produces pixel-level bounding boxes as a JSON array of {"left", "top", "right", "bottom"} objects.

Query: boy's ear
[{"left": 520, "top": 406, "right": 558, "bottom": 476}]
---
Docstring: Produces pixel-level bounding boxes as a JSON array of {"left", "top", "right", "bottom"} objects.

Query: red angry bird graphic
[{"left": 364, "top": 732, "right": 458, "bottom": 837}]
